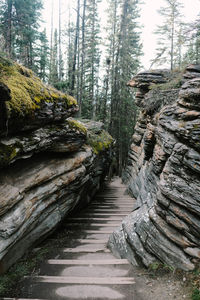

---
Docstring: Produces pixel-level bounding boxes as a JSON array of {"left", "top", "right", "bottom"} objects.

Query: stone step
[
  {"left": 84, "top": 210, "right": 131, "bottom": 213},
  {"left": 39, "top": 260, "right": 133, "bottom": 277},
  {"left": 39, "top": 264, "right": 132, "bottom": 277},
  {"left": 76, "top": 239, "right": 108, "bottom": 244},
  {"left": 47, "top": 239, "right": 108, "bottom": 244},
  {"left": 63, "top": 245, "right": 110, "bottom": 253},
  {"left": 79, "top": 213, "right": 127, "bottom": 216},
  {"left": 90, "top": 204, "right": 132, "bottom": 207},
  {"left": 65, "top": 223, "right": 121, "bottom": 227},
  {"left": 78, "top": 230, "right": 114, "bottom": 233},
  {"left": 67, "top": 217, "right": 124, "bottom": 221},
  {"left": 11, "top": 178, "right": 138, "bottom": 300},
  {"left": 60, "top": 252, "right": 115, "bottom": 260},
  {"left": 47, "top": 259, "right": 129, "bottom": 265},
  {"left": 2, "top": 299, "right": 45, "bottom": 300},
  {"left": 31, "top": 275, "right": 135, "bottom": 285}
]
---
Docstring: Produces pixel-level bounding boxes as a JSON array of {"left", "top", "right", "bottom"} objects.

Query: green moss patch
[
  {"left": 0, "top": 57, "right": 77, "bottom": 115},
  {"left": 87, "top": 129, "right": 113, "bottom": 154},
  {"left": 0, "top": 143, "right": 19, "bottom": 167},
  {"left": 67, "top": 118, "right": 88, "bottom": 135}
]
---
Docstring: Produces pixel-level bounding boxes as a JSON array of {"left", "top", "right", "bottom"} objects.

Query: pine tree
[
  {"left": 13, "top": 0, "right": 43, "bottom": 67},
  {"left": 49, "top": 29, "right": 59, "bottom": 85},
  {"left": 0, "top": 0, "right": 14, "bottom": 57},
  {"left": 105, "top": 0, "right": 142, "bottom": 174},
  {"left": 152, "top": 0, "right": 184, "bottom": 70},
  {"left": 81, "top": 0, "right": 101, "bottom": 119},
  {"left": 183, "top": 16, "right": 200, "bottom": 65},
  {"left": 35, "top": 29, "right": 49, "bottom": 82}
]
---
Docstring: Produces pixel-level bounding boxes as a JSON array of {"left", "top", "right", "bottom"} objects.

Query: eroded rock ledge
[
  {"left": 0, "top": 57, "right": 113, "bottom": 273},
  {"left": 108, "top": 65, "right": 200, "bottom": 271}
]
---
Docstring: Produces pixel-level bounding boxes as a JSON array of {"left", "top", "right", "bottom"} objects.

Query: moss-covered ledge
[
  {"left": 77, "top": 119, "right": 114, "bottom": 155},
  {"left": 0, "top": 56, "right": 78, "bottom": 136}
]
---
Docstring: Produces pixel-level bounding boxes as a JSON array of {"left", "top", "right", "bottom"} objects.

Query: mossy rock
[
  {"left": 149, "top": 71, "right": 183, "bottom": 91},
  {"left": 67, "top": 118, "right": 88, "bottom": 135},
  {"left": 87, "top": 126, "right": 113, "bottom": 154},
  {"left": 0, "top": 143, "right": 19, "bottom": 167},
  {"left": 0, "top": 56, "right": 77, "bottom": 115},
  {"left": 66, "top": 118, "right": 113, "bottom": 154}
]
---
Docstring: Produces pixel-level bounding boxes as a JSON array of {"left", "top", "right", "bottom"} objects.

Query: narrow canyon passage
[{"left": 3, "top": 178, "right": 191, "bottom": 300}]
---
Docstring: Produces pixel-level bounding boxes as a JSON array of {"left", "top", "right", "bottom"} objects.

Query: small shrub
[{"left": 192, "top": 288, "right": 200, "bottom": 300}]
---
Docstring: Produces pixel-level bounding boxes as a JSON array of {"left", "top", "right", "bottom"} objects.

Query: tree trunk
[
  {"left": 79, "top": 0, "right": 87, "bottom": 116},
  {"left": 70, "top": 0, "right": 80, "bottom": 96},
  {"left": 58, "top": 0, "right": 62, "bottom": 81},
  {"left": 49, "top": 0, "right": 54, "bottom": 83},
  {"left": 6, "top": 0, "right": 13, "bottom": 57}
]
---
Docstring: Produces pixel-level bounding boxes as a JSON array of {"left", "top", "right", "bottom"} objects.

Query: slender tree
[
  {"left": 69, "top": 0, "right": 80, "bottom": 96},
  {"left": 152, "top": 0, "right": 184, "bottom": 70},
  {"left": 104, "top": 0, "right": 142, "bottom": 174},
  {"left": 0, "top": 0, "right": 14, "bottom": 57}
]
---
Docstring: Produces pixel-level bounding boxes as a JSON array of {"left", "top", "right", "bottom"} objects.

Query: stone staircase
[{"left": 3, "top": 178, "right": 136, "bottom": 300}]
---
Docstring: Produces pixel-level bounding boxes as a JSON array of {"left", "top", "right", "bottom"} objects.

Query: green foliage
[
  {"left": 0, "top": 248, "right": 49, "bottom": 297},
  {"left": 148, "top": 262, "right": 175, "bottom": 273},
  {"left": 151, "top": 0, "right": 185, "bottom": 70},
  {"left": 192, "top": 289, "right": 200, "bottom": 300},
  {"left": 87, "top": 129, "right": 113, "bottom": 154},
  {"left": 67, "top": 118, "right": 88, "bottom": 135},
  {"left": 0, "top": 0, "right": 43, "bottom": 68},
  {"left": 150, "top": 72, "right": 183, "bottom": 91},
  {"left": 102, "top": 0, "right": 142, "bottom": 174},
  {"left": 0, "top": 143, "right": 18, "bottom": 167}
]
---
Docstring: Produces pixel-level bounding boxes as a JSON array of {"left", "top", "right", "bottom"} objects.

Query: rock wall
[
  {"left": 108, "top": 66, "right": 200, "bottom": 271},
  {"left": 0, "top": 57, "right": 113, "bottom": 273}
]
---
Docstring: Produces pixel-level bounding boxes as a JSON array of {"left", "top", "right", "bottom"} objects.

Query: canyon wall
[
  {"left": 108, "top": 66, "right": 200, "bottom": 271},
  {"left": 0, "top": 57, "right": 113, "bottom": 273}
]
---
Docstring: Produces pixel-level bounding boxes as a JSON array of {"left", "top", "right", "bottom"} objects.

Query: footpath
[{"left": 3, "top": 178, "right": 191, "bottom": 300}]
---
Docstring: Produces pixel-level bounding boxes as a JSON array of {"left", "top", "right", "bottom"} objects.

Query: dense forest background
[{"left": 0, "top": 0, "right": 200, "bottom": 173}]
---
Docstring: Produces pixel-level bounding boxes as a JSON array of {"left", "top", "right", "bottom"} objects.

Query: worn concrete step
[
  {"left": 63, "top": 244, "right": 110, "bottom": 253},
  {"left": 79, "top": 213, "right": 128, "bottom": 216},
  {"left": 85, "top": 207, "right": 131, "bottom": 213},
  {"left": 83, "top": 210, "right": 131, "bottom": 214},
  {"left": 99, "top": 196, "right": 129, "bottom": 198},
  {"left": 47, "top": 259, "right": 129, "bottom": 265},
  {"left": 31, "top": 275, "right": 135, "bottom": 285},
  {"left": 90, "top": 203, "right": 133, "bottom": 210},
  {"left": 20, "top": 282, "right": 138, "bottom": 299},
  {"left": 65, "top": 223, "right": 121, "bottom": 227},
  {"left": 2, "top": 299, "right": 45, "bottom": 300},
  {"left": 60, "top": 252, "right": 116, "bottom": 261},
  {"left": 3, "top": 299, "right": 45, "bottom": 300},
  {"left": 76, "top": 230, "right": 114, "bottom": 233},
  {"left": 90, "top": 202, "right": 133, "bottom": 205},
  {"left": 67, "top": 217, "right": 124, "bottom": 221},
  {"left": 39, "top": 264, "right": 132, "bottom": 277}
]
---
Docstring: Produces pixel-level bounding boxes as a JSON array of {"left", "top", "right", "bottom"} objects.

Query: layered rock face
[
  {"left": 0, "top": 57, "right": 113, "bottom": 273},
  {"left": 108, "top": 66, "right": 200, "bottom": 271}
]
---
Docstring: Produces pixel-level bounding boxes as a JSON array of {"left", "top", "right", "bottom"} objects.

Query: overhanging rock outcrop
[
  {"left": 0, "top": 57, "right": 113, "bottom": 273},
  {"left": 108, "top": 66, "right": 200, "bottom": 271}
]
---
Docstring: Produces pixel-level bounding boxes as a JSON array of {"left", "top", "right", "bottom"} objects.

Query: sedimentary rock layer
[
  {"left": 0, "top": 57, "right": 113, "bottom": 273},
  {"left": 109, "top": 66, "right": 200, "bottom": 271}
]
